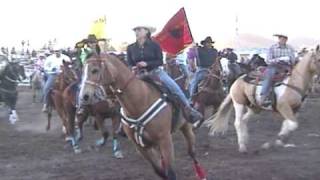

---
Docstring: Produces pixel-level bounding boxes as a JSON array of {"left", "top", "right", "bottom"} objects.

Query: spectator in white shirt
[{"left": 42, "top": 49, "right": 71, "bottom": 112}]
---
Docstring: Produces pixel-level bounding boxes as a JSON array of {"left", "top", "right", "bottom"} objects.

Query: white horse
[{"left": 206, "top": 45, "right": 320, "bottom": 153}]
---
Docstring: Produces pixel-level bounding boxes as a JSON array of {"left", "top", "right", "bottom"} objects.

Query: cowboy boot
[{"left": 182, "top": 105, "right": 204, "bottom": 129}]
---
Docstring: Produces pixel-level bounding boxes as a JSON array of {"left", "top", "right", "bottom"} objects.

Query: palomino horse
[
  {"left": 0, "top": 61, "right": 26, "bottom": 124},
  {"left": 206, "top": 46, "right": 320, "bottom": 153},
  {"left": 81, "top": 54, "right": 207, "bottom": 180},
  {"left": 46, "top": 62, "right": 78, "bottom": 139},
  {"left": 192, "top": 58, "right": 225, "bottom": 118},
  {"left": 30, "top": 70, "right": 44, "bottom": 103}
]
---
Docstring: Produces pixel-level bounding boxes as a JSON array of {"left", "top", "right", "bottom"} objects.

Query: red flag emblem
[{"left": 154, "top": 8, "right": 193, "bottom": 55}]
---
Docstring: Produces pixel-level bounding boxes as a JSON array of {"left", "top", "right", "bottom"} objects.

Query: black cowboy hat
[
  {"left": 84, "top": 34, "right": 98, "bottom": 44},
  {"left": 273, "top": 34, "right": 288, "bottom": 39},
  {"left": 200, "top": 36, "right": 215, "bottom": 45}
]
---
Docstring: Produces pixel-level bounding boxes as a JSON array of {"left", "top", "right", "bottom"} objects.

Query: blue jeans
[
  {"left": 178, "top": 64, "right": 189, "bottom": 78},
  {"left": 43, "top": 73, "right": 57, "bottom": 104},
  {"left": 151, "top": 68, "right": 190, "bottom": 106},
  {"left": 261, "top": 65, "right": 277, "bottom": 96},
  {"left": 189, "top": 67, "right": 209, "bottom": 97}
]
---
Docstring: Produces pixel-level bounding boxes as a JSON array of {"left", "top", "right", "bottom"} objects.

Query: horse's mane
[
  {"left": 100, "top": 54, "right": 131, "bottom": 74},
  {"left": 297, "top": 51, "right": 315, "bottom": 65}
]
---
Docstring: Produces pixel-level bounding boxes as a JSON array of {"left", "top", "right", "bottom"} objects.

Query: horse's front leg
[
  {"left": 262, "top": 103, "right": 298, "bottom": 150},
  {"left": 8, "top": 94, "right": 19, "bottom": 124},
  {"left": 159, "top": 134, "right": 177, "bottom": 180},
  {"left": 75, "top": 111, "right": 89, "bottom": 142},
  {"left": 136, "top": 145, "right": 168, "bottom": 179},
  {"left": 180, "top": 123, "right": 206, "bottom": 180},
  {"left": 94, "top": 114, "right": 108, "bottom": 147},
  {"left": 111, "top": 115, "right": 124, "bottom": 159}
]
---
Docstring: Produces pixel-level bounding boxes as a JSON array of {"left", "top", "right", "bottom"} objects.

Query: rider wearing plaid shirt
[{"left": 260, "top": 34, "right": 296, "bottom": 104}]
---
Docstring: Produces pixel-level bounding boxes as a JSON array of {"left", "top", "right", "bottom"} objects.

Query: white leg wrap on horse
[
  {"left": 62, "top": 126, "right": 67, "bottom": 134},
  {"left": 233, "top": 102, "right": 248, "bottom": 152},
  {"left": 279, "top": 120, "right": 298, "bottom": 136}
]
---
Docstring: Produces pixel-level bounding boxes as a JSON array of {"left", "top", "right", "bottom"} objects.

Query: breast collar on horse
[
  {"left": 111, "top": 73, "right": 168, "bottom": 147},
  {"left": 85, "top": 58, "right": 168, "bottom": 147},
  {"left": 120, "top": 97, "right": 168, "bottom": 147}
]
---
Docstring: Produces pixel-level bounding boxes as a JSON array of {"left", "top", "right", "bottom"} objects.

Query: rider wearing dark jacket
[
  {"left": 225, "top": 48, "right": 241, "bottom": 77},
  {"left": 189, "top": 36, "right": 218, "bottom": 97},
  {"left": 127, "top": 39, "right": 163, "bottom": 72},
  {"left": 127, "top": 25, "right": 203, "bottom": 128}
]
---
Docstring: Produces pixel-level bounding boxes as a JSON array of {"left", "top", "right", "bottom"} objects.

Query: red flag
[{"left": 154, "top": 8, "right": 193, "bottom": 55}]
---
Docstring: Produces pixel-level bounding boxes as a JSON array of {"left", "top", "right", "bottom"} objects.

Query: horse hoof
[
  {"left": 238, "top": 147, "right": 248, "bottom": 154},
  {"left": 65, "top": 136, "right": 73, "bottom": 142},
  {"left": 74, "top": 148, "right": 82, "bottom": 154},
  {"left": 261, "top": 142, "right": 271, "bottom": 150},
  {"left": 95, "top": 138, "right": 106, "bottom": 147},
  {"left": 275, "top": 139, "right": 284, "bottom": 147},
  {"left": 284, "top": 144, "right": 296, "bottom": 148},
  {"left": 114, "top": 150, "right": 124, "bottom": 159}
]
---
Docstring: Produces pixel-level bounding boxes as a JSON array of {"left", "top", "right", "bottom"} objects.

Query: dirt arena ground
[{"left": 0, "top": 89, "right": 319, "bottom": 180}]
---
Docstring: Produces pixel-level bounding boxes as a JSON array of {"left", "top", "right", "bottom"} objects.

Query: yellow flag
[{"left": 90, "top": 16, "right": 106, "bottom": 39}]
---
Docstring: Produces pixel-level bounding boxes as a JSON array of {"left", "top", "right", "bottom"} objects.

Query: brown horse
[
  {"left": 165, "top": 58, "right": 188, "bottom": 96},
  {"left": 192, "top": 58, "right": 225, "bottom": 118},
  {"left": 206, "top": 46, "right": 320, "bottom": 153},
  {"left": 81, "top": 54, "right": 207, "bottom": 180},
  {"left": 46, "top": 62, "right": 78, "bottom": 141},
  {"left": 74, "top": 90, "right": 124, "bottom": 158}
]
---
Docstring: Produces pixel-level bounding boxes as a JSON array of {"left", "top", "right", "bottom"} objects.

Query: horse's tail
[{"left": 205, "top": 94, "right": 233, "bottom": 135}]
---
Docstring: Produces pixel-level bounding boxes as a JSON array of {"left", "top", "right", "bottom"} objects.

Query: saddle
[
  {"left": 244, "top": 65, "right": 292, "bottom": 109},
  {"left": 244, "top": 65, "right": 291, "bottom": 86}
]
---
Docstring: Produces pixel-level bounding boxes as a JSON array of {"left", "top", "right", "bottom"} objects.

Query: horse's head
[
  {"left": 6, "top": 62, "right": 26, "bottom": 81},
  {"left": 309, "top": 45, "right": 320, "bottom": 75},
  {"left": 61, "top": 60, "right": 78, "bottom": 84},
  {"left": 80, "top": 55, "right": 118, "bottom": 103}
]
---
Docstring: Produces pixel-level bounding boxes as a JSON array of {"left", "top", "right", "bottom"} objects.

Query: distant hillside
[
  {"left": 221, "top": 33, "right": 319, "bottom": 49},
  {"left": 289, "top": 37, "right": 319, "bottom": 49}
]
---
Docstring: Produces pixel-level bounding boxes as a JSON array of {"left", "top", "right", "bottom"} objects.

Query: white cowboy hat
[{"left": 133, "top": 25, "right": 156, "bottom": 33}]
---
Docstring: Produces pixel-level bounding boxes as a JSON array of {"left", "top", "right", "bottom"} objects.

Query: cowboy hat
[
  {"left": 200, "top": 36, "right": 215, "bottom": 45},
  {"left": 133, "top": 25, "right": 156, "bottom": 33},
  {"left": 273, "top": 34, "right": 288, "bottom": 39},
  {"left": 84, "top": 34, "right": 98, "bottom": 44},
  {"left": 75, "top": 40, "right": 85, "bottom": 48}
]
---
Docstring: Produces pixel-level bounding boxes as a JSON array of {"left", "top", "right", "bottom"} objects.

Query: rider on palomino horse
[
  {"left": 42, "top": 49, "right": 71, "bottom": 112},
  {"left": 189, "top": 36, "right": 218, "bottom": 98},
  {"left": 260, "top": 33, "right": 296, "bottom": 106},
  {"left": 127, "top": 25, "right": 203, "bottom": 128}
]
